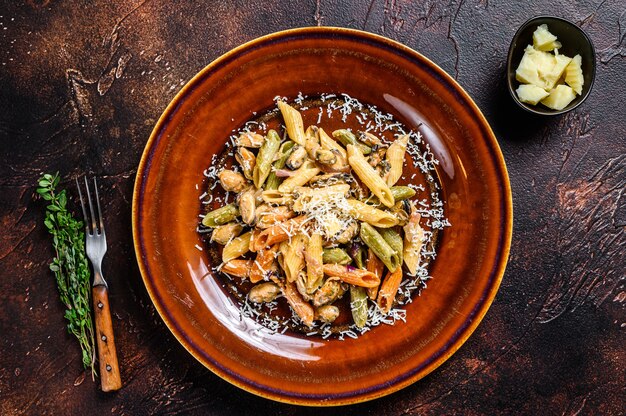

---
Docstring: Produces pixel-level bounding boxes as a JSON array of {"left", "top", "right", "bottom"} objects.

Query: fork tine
[
  {"left": 84, "top": 176, "right": 97, "bottom": 234},
  {"left": 93, "top": 177, "right": 104, "bottom": 233},
  {"left": 76, "top": 177, "right": 90, "bottom": 233}
]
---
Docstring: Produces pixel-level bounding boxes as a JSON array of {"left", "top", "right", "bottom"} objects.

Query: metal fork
[{"left": 76, "top": 177, "right": 122, "bottom": 392}]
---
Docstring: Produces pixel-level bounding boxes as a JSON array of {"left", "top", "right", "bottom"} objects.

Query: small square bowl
[{"left": 506, "top": 16, "right": 596, "bottom": 115}]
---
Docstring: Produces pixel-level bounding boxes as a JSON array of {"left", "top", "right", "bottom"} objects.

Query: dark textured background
[{"left": 1, "top": 1, "right": 624, "bottom": 415}]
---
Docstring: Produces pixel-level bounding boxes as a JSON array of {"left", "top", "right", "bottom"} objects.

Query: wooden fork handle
[{"left": 92, "top": 285, "right": 122, "bottom": 392}]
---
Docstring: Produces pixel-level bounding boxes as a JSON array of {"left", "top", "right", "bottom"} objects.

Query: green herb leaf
[{"left": 36, "top": 173, "right": 97, "bottom": 379}]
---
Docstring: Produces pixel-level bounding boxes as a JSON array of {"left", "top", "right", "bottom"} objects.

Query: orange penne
[
  {"left": 282, "top": 280, "right": 314, "bottom": 327},
  {"left": 249, "top": 245, "right": 279, "bottom": 283},
  {"left": 377, "top": 267, "right": 403, "bottom": 314},
  {"left": 255, "top": 205, "right": 296, "bottom": 229},
  {"left": 248, "top": 228, "right": 262, "bottom": 252},
  {"left": 252, "top": 216, "right": 306, "bottom": 251},
  {"left": 221, "top": 259, "right": 253, "bottom": 278},
  {"left": 366, "top": 248, "right": 385, "bottom": 300},
  {"left": 323, "top": 264, "right": 380, "bottom": 288}
]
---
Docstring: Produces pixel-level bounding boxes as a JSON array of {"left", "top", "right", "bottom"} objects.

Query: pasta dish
[{"left": 198, "top": 95, "right": 448, "bottom": 338}]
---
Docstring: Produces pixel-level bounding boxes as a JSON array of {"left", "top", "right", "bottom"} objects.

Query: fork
[{"left": 76, "top": 177, "right": 122, "bottom": 392}]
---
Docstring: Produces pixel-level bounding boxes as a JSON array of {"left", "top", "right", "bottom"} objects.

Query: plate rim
[{"left": 132, "top": 26, "right": 513, "bottom": 406}]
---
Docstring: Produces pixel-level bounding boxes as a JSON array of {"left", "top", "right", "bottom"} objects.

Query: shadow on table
[{"left": 487, "top": 71, "right": 558, "bottom": 144}]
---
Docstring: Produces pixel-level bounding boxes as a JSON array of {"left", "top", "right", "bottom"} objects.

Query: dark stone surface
[{"left": 0, "top": 1, "right": 624, "bottom": 414}]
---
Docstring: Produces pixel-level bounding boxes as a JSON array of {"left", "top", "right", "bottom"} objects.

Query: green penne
[
  {"left": 201, "top": 203, "right": 239, "bottom": 227},
  {"left": 350, "top": 286, "right": 368, "bottom": 328},
  {"left": 332, "top": 129, "right": 372, "bottom": 155},
  {"left": 253, "top": 129, "right": 281, "bottom": 188},
  {"left": 360, "top": 223, "right": 400, "bottom": 272},
  {"left": 366, "top": 186, "right": 416, "bottom": 205},
  {"left": 378, "top": 227, "right": 404, "bottom": 266},
  {"left": 265, "top": 140, "right": 295, "bottom": 191},
  {"left": 322, "top": 248, "right": 352, "bottom": 265}
]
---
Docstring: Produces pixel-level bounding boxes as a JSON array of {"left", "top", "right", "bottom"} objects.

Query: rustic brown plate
[{"left": 132, "top": 27, "right": 512, "bottom": 406}]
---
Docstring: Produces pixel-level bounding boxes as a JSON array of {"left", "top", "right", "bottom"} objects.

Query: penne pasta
[
  {"left": 222, "top": 231, "right": 252, "bottom": 263},
  {"left": 221, "top": 259, "right": 253, "bottom": 278},
  {"left": 359, "top": 131, "right": 382, "bottom": 146},
  {"left": 277, "top": 101, "right": 306, "bottom": 146},
  {"left": 202, "top": 203, "right": 240, "bottom": 227},
  {"left": 305, "top": 233, "right": 324, "bottom": 293},
  {"left": 322, "top": 248, "right": 352, "bottom": 265},
  {"left": 255, "top": 204, "right": 295, "bottom": 228},
  {"left": 366, "top": 185, "right": 416, "bottom": 205},
  {"left": 253, "top": 129, "right": 281, "bottom": 188},
  {"left": 261, "top": 190, "right": 294, "bottom": 205},
  {"left": 403, "top": 203, "right": 425, "bottom": 275},
  {"left": 366, "top": 248, "right": 385, "bottom": 300},
  {"left": 350, "top": 286, "right": 369, "bottom": 328},
  {"left": 280, "top": 233, "right": 306, "bottom": 282},
  {"left": 385, "top": 134, "right": 410, "bottom": 186},
  {"left": 319, "top": 128, "right": 349, "bottom": 172},
  {"left": 323, "top": 264, "right": 380, "bottom": 288},
  {"left": 332, "top": 129, "right": 372, "bottom": 155},
  {"left": 249, "top": 245, "right": 279, "bottom": 283},
  {"left": 378, "top": 227, "right": 404, "bottom": 266},
  {"left": 265, "top": 141, "right": 295, "bottom": 190},
  {"left": 282, "top": 280, "right": 315, "bottom": 327},
  {"left": 359, "top": 223, "right": 400, "bottom": 272},
  {"left": 347, "top": 144, "right": 395, "bottom": 208},
  {"left": 377, "top": 267, "right": 403, "bottom": 314},
  {"left": 345, "top": 199, "right": 398, "bottom": 228},
  {"left": 252, "top": 216, "right": 306, "bottom": 251},
  {"left": 278, "top": 160, "right": 321, "bottom": 193}
]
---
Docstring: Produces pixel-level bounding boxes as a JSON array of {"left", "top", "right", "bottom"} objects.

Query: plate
[{"left": 132, "top": 27, "right": 512, "bottom": 406}]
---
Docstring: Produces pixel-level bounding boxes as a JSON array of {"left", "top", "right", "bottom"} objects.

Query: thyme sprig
[{"left": 37, "top": 173, "right": 96, "bottom": 378}]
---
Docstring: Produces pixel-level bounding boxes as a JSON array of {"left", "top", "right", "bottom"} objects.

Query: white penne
[
  {"left": 345, "top": 199, "right": 399, "bottom": 228},
  {"left": 385, "top": 134, "right": 410, "bottom": 186},
  {"left": 319, "top": 128, "right": 349, "bottom": 171},
  {"left": 347, "top": 144, "right": 395, "bottom": 208},
  {"left": 261, "top": 190, "right": 294, "bottom": 205},
  {"left": 277, "top": 101, "right": 306, "bottom": 146},
  {"left": 280, "top": 233, "right": 306, "bottom": 282},
  {"left": 403, "top": 204, "right": 425, "bottom": 275},
  {"left": 277, "top": 160, "right": 321, "bottom": 193},
  {"left": 305, "top": 233, "right": 324, "bottom": 293},
  {"left": 319, "top": 128, "right": 347, "bottom": 158},
  {"left": 222, "top": 231, "right": 252, "bottom": 263}
]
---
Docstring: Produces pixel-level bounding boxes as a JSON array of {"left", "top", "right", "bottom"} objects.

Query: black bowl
[{"left": 506, "top": 16, "right": 596, "bottom": 115}]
